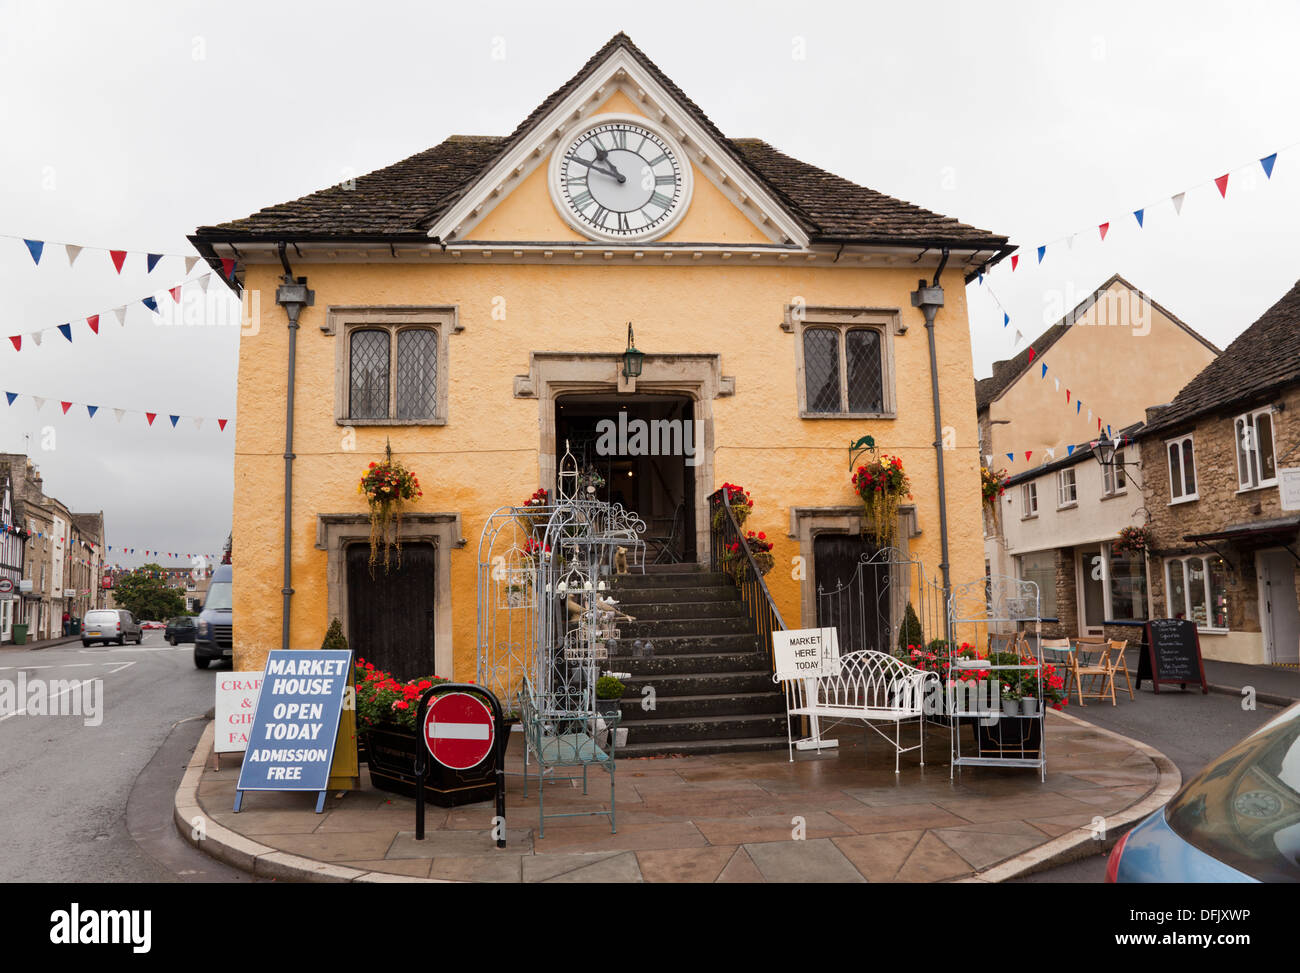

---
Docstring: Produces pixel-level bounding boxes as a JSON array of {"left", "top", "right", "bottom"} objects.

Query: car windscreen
[
  {"left": 84, "top": 611, "right": 118, "bottom": 623},
  {"left": 205, "top": 581, "right": 232, "bottom": 611},
  {"left": 1165, "top": 704, "right": 1300, "bottom": 881}
]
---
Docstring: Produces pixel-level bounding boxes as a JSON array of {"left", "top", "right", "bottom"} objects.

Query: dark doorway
[
  {"left": 554, "top": 393, "right": 696, "bottom": 562},
  {"left": 815, "top": 533, "right": 890, "bottom": 655},
  {"left": 346, "top": 542, "right": 437, "bottom": 679}
]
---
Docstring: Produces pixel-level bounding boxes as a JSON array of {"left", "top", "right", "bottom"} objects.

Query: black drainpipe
[
  {"left": 911, "top": 248, "right": 952, "bottom": 607},
  {"left": 276, "top": 242, "right": 314, "bottom": 651}
]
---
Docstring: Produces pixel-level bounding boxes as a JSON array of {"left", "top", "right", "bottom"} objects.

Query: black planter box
[
  {"left": 362, "top": 726, "right": 497, "bottom": 807},
  {"left": 970, "top": 714, "right": 1043, "bottom": 758}
]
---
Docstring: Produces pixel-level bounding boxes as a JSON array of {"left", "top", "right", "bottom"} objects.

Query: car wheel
[
  {"left": 82, "top": 641, "right": 91, "bottom": 648},
  {"left": 135, "top": 634, "right": 143, "bottom": 644},
  {"left": 193, "top": 652, "right": 209, "bottom": 669},
  {"left": 168, "top": 636, "right": 176, "bottom": 646},
  {"left": 116, "top": 637, "right": 125, "bottom": 645}
]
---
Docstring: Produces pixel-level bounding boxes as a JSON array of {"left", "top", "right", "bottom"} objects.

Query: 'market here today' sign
[{"left": 235, "top": 649, "right": 352, "bottom": 812}]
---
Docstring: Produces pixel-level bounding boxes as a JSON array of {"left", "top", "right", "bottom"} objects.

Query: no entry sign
[{"left": 424, "top": 691, "right": 495, "bottom": 770}]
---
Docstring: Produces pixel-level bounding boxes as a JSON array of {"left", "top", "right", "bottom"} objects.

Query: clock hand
[
  {"left": 590, "top": 147, "right": 627, "bottom": 183},
  {"left": 571, "top": 155, "right": 626, "bottom": 183}
]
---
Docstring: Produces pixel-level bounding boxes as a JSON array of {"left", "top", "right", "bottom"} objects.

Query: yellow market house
[{"left": 191, "top": 33, "right": 1011, "bottom": 755}]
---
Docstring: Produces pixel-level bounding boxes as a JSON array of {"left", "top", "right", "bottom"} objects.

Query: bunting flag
[
  {"left": 3, "top": 389, "right": 231, "bottom": 431},
  {"left": 24, "top": 239, "right": 44, "bottom": 264},
  {"left": 1067, "top": 445, "right": 1075, "bottom": 457},
  {"left": 1172, "top": 192, "right": 1185, "bottom": 215},
  {"left": 1003, "top": 312, "right": 1009, "bottom": 327},
  {"left": 1011, "top": 254, "right": 1019, "bottom": 272},
  {"left": 3, "top": 273, "right": 217, "bottom": 350},
  {"left": 1025, "top": 450, "right": 1033, "bottom": 461},
  {"left": 1261, "top": 153, "right": 1277, "bottom": 179},
  {"left": 1027, "top": 347, "right": 1037, "bottom": 364},
  {"left": 1133, "top": 209, "right": 1144, "bottom": 228},
  {"left": 1045, "top": 448, "right": 1055, "bottom": 460},
  {"left": 221, "top": 258, "right": 236, "bottom": 280},
  {"left": 110, "top": 249, "right": 127, "bottom": 274},
  {"left": 65, "top": 244, "right": 83, "bottom": 266},
  {"left": 3, "top": 233, "right": 207, "bottom": 272},
  {"left": 1041, "top": 362, "right": 1047, "bottom": 378},
  {"left": 1054, "top": 377, "right": 1060, "bottom": 391},
  {"left": 146, "top": 254, "right": 163, "bottom": 273},
  {"left": 1098, "top": 222, "right": 1110, "bottom": 241},
  {"left": 1214, "top": 173, "right": 1229, "bottom": 198},
  {"left": 1036, "top": 245, "right": 1046, "bottom": 264}
]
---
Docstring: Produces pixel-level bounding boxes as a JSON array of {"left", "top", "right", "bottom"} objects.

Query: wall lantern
[
  {"left": 1090, "top": 438, "right": 1117, "bottom": 468},
  {"left": 622, "top": 322, "right": 644, "bottom": 379}
]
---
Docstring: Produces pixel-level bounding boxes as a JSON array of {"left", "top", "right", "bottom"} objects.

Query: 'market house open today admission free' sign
[{"left": 234, "top": 649, "right": 352, "bottom": 813}]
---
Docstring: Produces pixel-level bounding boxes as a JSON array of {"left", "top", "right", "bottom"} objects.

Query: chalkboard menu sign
[{"left": 1138, "top": 618, "right": 1208, "bottom": 694}]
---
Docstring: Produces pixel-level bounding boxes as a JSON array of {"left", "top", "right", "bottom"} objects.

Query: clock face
[
  {"left": 551, "top": 116, "right": 691, "bottom": 242},
  {"left": 1234, "top": 790, "right": 1282, "bottom": 819}
]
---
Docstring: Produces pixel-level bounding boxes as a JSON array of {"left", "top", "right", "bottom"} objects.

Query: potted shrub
[
  {"left": 354, "top": 661, "right": 498, "bottom": 807},
  {"left": 595, "top": 675, "right": 626, "bottom": 718},
  {"left": 896, "top": 602, "right": 924, "bottom": 654}
]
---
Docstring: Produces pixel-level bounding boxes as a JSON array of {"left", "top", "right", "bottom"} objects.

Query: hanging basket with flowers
[
  {"left": 358, "top": 442, "right": 422, "bottom": 574},
  {"left": 1112, "top": 525, "right": 1150, "bottom": 558},
  {"left": 517, "top": 487, "right": 550, "bottom": 535},
  {"left": 851, "top": 454, "right": 911, "bottom": 547},
  {"left": 711, "top": 482, "right": 753, "bottom": 531},
  {"left": 721, "top": 530, "right": 775, "bottom": 581},
  {"left": 981, "top": 465, "right": 1008, "bottom": 509}
]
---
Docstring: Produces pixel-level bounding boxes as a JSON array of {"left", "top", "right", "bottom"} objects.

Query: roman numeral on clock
[
  {"left": 649, "top": 191, "right": 674, "bottom": 210},
  {"left": 571, "top": 189, "right": 594, "bottom": 209}
]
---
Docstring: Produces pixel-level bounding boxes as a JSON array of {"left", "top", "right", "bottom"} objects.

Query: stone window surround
[
  {"left": 782, "top": 304, "right": 903, "bottom": 420},
  {"left": 315, "top": 512, "right": 466, "bottom": 677},
  {"left": 323, "top": 306, "right": 462, "bottom": 427},
  {"left": 787, "top": 504, "right": 921, "bottom": 629},
  {"left": 1165, "top": 433, "right": 1199, "bottom": 504},
  {"left": 513, "top": 351, "right": 734, "bottom": 562}
]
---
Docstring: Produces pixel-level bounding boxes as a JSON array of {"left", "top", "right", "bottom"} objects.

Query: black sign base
[{"left": 413, "top": 683, "right": 507, "bottom": 848}]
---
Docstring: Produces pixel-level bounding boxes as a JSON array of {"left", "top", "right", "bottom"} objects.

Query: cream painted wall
[
  {"left": 986, "top": 280, "right": 1217, "bottom": 466},
  {"left": 1000, "top": 456, "right": 1144, "bottom": 556}
]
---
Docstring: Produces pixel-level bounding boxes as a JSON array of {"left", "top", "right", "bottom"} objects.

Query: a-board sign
[
  {"left": 424, "top": 691, "right": 496, "bottom": 770},
  {"left": 1138, "top": 618, "right": 1208, "bottom": 694},
  {"left": 234, "top": 649, "right": 352, "bottom": 813},
  {"left": 772, "top": 628, "right": 841, "bottom": 680},
  {"left": 214, "top": 672, "right": 263, "bottom": 754}
]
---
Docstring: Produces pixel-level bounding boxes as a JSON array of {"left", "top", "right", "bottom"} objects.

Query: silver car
[{"left": 82, "top": 609, "right": 143, "bottom": 646}]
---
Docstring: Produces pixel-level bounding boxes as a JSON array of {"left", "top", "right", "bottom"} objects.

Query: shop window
[
  {"left": 1166, "top": 435, "right": 1197, "bottom": 502},
  {"left": 1107, "top": 548, "right": 1146, "bottom": 620},
  {"left": 1018, "top": 550, "right": 1057, "bottom": 618},
  {"left": 1164, "top": 554, "right": 1228, "bottom": 630},
  {"left": 1234, "top": 409, "right": 1278, "bottom": 490}
]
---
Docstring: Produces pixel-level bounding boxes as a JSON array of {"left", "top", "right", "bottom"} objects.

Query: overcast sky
[{"left": 2, "top": 0, "right": 1298, "bottom": 566}]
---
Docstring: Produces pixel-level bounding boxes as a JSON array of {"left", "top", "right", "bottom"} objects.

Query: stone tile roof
[
  {"left": 193, "top": 34, "right": 1009, "bottom": 255},
  {"left": 1143, "top": 277, "right": 1300, "bottom": 436},
  {"left": 975, "top": 273, "right": 1218, "bottom": 414}
]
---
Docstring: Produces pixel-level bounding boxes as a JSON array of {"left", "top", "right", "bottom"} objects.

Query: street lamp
[
  {"left": 1090, "top": 438, "right": 1117, "bottom": 468},
  {"left": 622, "top": 322, "right": 644, "bottom": 379}
]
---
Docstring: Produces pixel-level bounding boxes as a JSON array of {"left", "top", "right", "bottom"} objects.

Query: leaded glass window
[
  {"left": 396, "top": 329, "right": 437, "bottom": 419},
  {"left": 349, "top": 329, "right": 389, "bottom": 420},
  {"left": 346, "top": 326, "right": 440, "bottom": 421},
  {"left": 845, "top": 329, "right": 883, "bottom": 413},
  {"left": 803, "top": 326, "right": 886, "bottom": 414},
  {"left": 804, "top": 328, "right": 841, "bottom": 413}
]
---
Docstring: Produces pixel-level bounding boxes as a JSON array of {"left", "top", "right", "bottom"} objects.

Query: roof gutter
[{"left": 275, "top": 241, "right": 314, "bottom": 653}]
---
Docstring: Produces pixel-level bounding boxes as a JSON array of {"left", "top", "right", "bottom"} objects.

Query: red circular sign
[{"left": 423, "top": 692, "right": 495, "bottom": 770}]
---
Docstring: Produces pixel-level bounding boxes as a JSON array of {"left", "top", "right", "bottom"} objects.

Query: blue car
[{"left": 1108, "top": 702, "right": 1300, "bottom": 882}]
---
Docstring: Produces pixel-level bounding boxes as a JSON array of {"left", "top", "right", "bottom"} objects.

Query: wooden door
[
  {"left": 346, "top": 542, "right": 437, "bottom": 679},
  {"left": 815, "top": 534, "right": 889, "bottom": 655}
]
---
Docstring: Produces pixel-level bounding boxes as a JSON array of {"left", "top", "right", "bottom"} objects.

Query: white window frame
[
  {"left": 1102, "top": 451, "right": 1127, "bottom": 497},
  {"left": 1163, "top": 554, "right": 1229, "bottom": 633},
  {"left": 1077, "top": 545, "right": 1149, "bottom": 632},
  {"left": 1057, "top": 468, "right": 1078, "bottom": 508},
  {"left": 787, "top": 305, "right": 901, "bottom": 419},
  {"left": 1165, "top": 434, "right": 1198, "bottom": 504},
  {"left": 1021, "top": 481, "right": 1038, "bottom": 519},
  {"left": 325, "top": 306, "right": 457, "bottom": 426},
  {"left": 1233, "top": 408, "right": 1278, "bottom": 491}
]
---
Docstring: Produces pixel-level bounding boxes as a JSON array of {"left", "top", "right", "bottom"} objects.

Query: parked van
[
  {"left": 82, "top": 609, "right": 143, "bottom": 646},
  {"left": 193, "top": 563, "right": 232, "bottom": 669}
]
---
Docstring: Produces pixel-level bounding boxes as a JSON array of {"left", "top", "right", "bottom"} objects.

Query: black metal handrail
[{"left": 708, "top": 487, "right": 787, "bottom": 666}]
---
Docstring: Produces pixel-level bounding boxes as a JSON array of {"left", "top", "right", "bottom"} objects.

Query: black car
[{"left": 165, "top": 616, "right": 197, "bottom": 645}]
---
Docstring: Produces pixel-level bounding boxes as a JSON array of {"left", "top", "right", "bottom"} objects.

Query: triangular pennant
[
  {"left": 1025, "top": 451, "right": 1033, "bottom": 461},
  {"left": 184, "top": 256, "right": 199, "bottom": 274},
  {"left": 146, "top": 253, "right": 163, "bottom": 273},
  {"left": 977, "top": 274, "right": 983, "bottom": 286},
  {"left": 3, "top": 392, "right": 14, "bottom": 406},
  {"left": 113, "top": 408, "right": 126, "bottom": 423},
  {"left": 1076, "top": 401, "right": 1081, "bottom": 414},
  {"left": 24, "top": 239, "right": 44, "bottom": 264},
  {"left": 1133, "top": 208, "right": 1144, "bottom": 228},
  {"left": 218, "top": 418, "right": 228, "bottom": 431},
  {"left": 1172, "top": 192, "right": 1185, "bottom": 215},
  {"left": 60, "top": 401, "right": 72, "bottom": 414},
  {"left": 1261, "top": 153, "right": 1277, "bottom": 179},
  {"left": 86, "top": 314, "right": 99, "bottom": 334},
  {"left": 1098, "top": 222, "right": 1110, "bottom": 241},
  {"left": 1067, "top": 445, "right": 1075, "bottom": 457},
  {"left": 193, "top": 417, "right": 203, "bottom": 430},
  {"left": 141, "top": 296, "right": 158, "bottom": 313},
  {"left": 1011, "top": 254, "right": 1019, "bottom": 271},
  {"left": 1003, "top": 311, "right": 1009, "bottom": 328},
  {"left": 7, "top": 336, "right": 19, "bottom": 352},
  {"left": 197, "top": 274, "right": 211, "bottom": 293},
  {"left": 1036, "top": 245, "right": 1046, "bottom": 264},
  {"left": 114, "top": 306, "right": 128, "bottom": 326},
  {"left": 1088, "top": 409, "right": 1093, "bottom": 422},
  {"left": 1098, "top": 416, "right": 1102, "bottom": 430},
  {"left": 32, "top": 396, "right": 45, "bottom": 411},
  {"left": 1041, "top": 363, "right": 1048, "bottom": 378},
  {"left": 985, "top": 454, "right": 993, "bottom": 466},
  {"left": 1054, "top": 377, "right": 1060, "bottom": 391},
  {"left": 146, "top": 412, "right": 156, "bottom": 426},
  {"left": 1067, "top": 234, "right": 1077, "bottom": 250},
  {"left": 1215, "top": 173, "right": 1229, "bottom": 197},
  {"left": 65, "top": 244, "right": 83, "bottom": 266},
  {"left": 169, "top": 415, "right": 179, "bottom": 427},
  {"left": 169, "top": 285, "right": 181, "bottom": 303},
  {"left": 1027, "top": 347, "right": 1037, "bottom": 364},
  {"left": 1006, "top": 453, "right": 1015, "bottom": 463},
  {"left": 110, "top": 250, "right": 127, "bottom": 273},
  {"left": 1014, "top": 329, "right": 1023, "bottom": 344},
  {"left": 1045, "top": 448, "right": 1055, "bottom": 460},
  {"left": 221, "top": 258, "right": 235, "bottom": 280},
  {"left": 1066, "top": 389, "right": 1071, "bottom": 403},
  {"left": 57, "top": 323, "right": 72, "bottom": 342},
  {"left": 31, "top": 331, "right": 42, "bottom": 346},
  {"left": 87, "top": 405, "right": 98, "bottom": 418}
]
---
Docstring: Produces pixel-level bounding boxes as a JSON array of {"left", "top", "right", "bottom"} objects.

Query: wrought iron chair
[{"left": 646, "top": 501, "right": 685, "bottom": 564}]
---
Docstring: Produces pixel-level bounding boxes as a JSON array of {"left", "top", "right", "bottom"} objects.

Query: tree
[
  {"left": 321, "top": 618, "right": 349, "bottom": 651},
  {"left": 897, "top": 601, "right": 924, "bottom": 654},
  {"left": 112, "top": 564, "right": 186, "bottom": 621}
]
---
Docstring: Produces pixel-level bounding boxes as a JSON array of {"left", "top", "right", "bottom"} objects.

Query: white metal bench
[{"left": 780, "top": 649, "right": 938, "bottom": 773}]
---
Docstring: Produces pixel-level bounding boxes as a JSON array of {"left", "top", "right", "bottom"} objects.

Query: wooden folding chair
[
  {"left": 1068, "top": 639, "right": 1116, "bottom": 706},
  {"left": 1108, "top": 639, "right": 1135, "bottom": 700}
]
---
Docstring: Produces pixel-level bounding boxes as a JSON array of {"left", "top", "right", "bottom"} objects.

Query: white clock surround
[{"left": 547, "top": 112, "right": 694, "bottom": 243}]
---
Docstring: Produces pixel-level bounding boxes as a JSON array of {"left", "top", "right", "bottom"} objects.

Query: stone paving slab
[{"left": 187, "top": 710, "right": 1175, "bottom": 882}]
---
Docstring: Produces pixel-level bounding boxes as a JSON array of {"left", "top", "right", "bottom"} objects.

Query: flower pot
[
  {"left": 1001, "top": 698, "right": 1019, "bottom": 717},
  {"left": 1020, "top": 698, "right": 1040, "bottom": 718},
  {"left": 362, "top": 725, "right": 498, "bottom": 807},
  {"left": 596, "top": 698, "right": 622, "bottom": 719},
  {"left": 974, "top": 713, "right": 1043, "bottom": 757}
]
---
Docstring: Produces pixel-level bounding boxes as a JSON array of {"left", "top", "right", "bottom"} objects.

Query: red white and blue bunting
[{"left": 3, "top": 389, "right": 230, "bottom": 431}]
